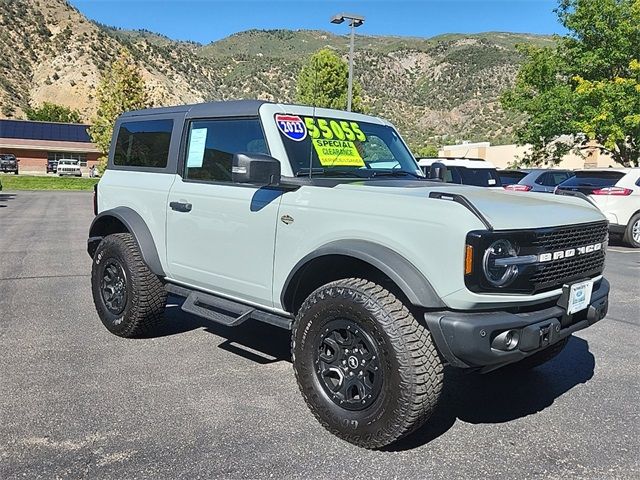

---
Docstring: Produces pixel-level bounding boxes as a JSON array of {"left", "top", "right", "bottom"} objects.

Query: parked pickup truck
[
  {"left": 0, "top": 154, "right": 19, "bottom": 174},
  {"left": 88, "top": 100, "right": 610, "bottom": 448},
  {"left": 57, "top": 159, "right": 82, "bottom": 177}
]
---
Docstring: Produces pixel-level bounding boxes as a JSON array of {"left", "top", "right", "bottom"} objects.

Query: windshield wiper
[
  {"left": 296, "top": 168, "right": 368, "bottom": 178},
  {"left": 370, "top": 170, "right": 424, "bottom": 179}
]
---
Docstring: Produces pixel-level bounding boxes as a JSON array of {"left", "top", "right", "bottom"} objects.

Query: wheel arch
[
  {"left": 88, "top": 207, "right": 165, "bottom": 276},
  {"left": 281, "top": 240, "right": 445, "bottom": 314}
]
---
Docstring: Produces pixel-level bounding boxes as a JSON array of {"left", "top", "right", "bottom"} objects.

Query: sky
[{"left": 68, "top": 0, "right": 565, "bottom": 44}]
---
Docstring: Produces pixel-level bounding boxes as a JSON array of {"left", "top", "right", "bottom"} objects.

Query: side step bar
[{"left": 166, "top": 283, "right": 292, "bottom": 330}]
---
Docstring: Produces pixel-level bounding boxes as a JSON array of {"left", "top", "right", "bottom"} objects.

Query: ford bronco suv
[{"left": 88, "top": 101, "right": 610, "bottom": 449}]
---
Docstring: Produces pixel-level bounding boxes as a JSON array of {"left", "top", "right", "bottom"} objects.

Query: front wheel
[
  {"left": 91, "top": 233, "right": 167, "bottom": 337},
  {"left": 623, "top": 214, "right": 640, "bottom": 248},
  {"left": 292, "top": 278, "right": 444, "bottom": 449}
]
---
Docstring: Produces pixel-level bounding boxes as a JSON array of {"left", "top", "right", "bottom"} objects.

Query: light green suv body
[{"left": 88, "top": 101, "right": 610, "bottom": 448}]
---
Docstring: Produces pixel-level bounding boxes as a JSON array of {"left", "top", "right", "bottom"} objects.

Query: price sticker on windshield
[
  {"left": 275, "top": 114, "right": 307, "bottom": 141},
  {"left": 312, "top": 139, "right": 364, "bottom": 167}
]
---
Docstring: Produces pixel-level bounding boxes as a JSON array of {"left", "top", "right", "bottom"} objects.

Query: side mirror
[
  {"left": 232, "top": 153, "right": 281, "bottom": 186},
  {"left": 429, "top": 162, "right": 448, "bottom": 182}
]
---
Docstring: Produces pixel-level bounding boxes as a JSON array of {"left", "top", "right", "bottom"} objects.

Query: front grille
[
  {"left": 529, "top": 221, "right": 608, "bottom": 292},
  {"left": 530, "top": 250, "right": 606, "bottom": 291},
  {"left": 531, "top": 221, "right": 609, "bottom": 251},
  {"left": 465, "top": 221, "right": 609, "bottom": 294}
]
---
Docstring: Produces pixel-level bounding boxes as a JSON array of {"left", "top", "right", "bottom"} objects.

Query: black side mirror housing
[
  {"left": 429, "top": 162, "right": 448, "bottom": 182},
  {"left": 232, "top": 153, "right": 281, "bottom": 186}
]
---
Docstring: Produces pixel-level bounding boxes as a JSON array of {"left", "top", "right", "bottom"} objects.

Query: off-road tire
[
  {"left": 623, "top": 213, "right": 640, "bottom": 248},
  {"left": 510, "top": 337, "right": 569, "bottom": 371},
  {"left": 292, "top": 278, "right": 444, "bottom": 449},
  {"left": 91, "top": 233, "right": 166, "bottom": 338}
]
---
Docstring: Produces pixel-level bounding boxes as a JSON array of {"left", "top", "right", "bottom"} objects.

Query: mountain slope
[{"left": 0, "top": 0, "right": 554, "bottom": 147}]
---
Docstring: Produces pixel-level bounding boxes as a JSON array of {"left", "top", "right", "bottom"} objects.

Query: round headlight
[{"left": 483, "top": 239, "right": 519, "bottom": 287}]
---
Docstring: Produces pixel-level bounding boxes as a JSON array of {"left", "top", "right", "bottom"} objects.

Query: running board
[{"left": 166, "top": 283, "right": 292, "bottom": 330}]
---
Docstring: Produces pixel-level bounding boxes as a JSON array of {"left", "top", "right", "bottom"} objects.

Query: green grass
[{"left": 0, "top": 175, "right": 99, "bottom": 191}]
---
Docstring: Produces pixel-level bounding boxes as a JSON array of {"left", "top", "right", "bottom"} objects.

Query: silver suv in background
[
  {"left": 87, "top": 100, "right": 611, "bottom": 448},
  {"left": 505, "top": 169, "right": 575, "bottom": 193}
]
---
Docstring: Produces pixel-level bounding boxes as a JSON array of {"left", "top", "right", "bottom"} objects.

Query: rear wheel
[
  {"left": 91, "top": 233, "right": 166, "bottom": 337},
  {"left": 292, "top": 278, "right": 444, "bottom": 449},
  {"left": 623, "top": 213, "right": 640, "bottom": 248}
]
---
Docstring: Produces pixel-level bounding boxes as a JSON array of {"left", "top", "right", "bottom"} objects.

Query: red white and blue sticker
[{"left": 275, "top": 114, "right": 307, "bottom": 141}]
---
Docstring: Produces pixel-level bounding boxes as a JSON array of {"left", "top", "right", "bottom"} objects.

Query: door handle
[{"left": 169, "top": 201, "right": 192, "bottom": 213}]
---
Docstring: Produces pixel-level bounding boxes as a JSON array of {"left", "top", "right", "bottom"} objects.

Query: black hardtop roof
[{"left": 119, "top": 99, "right": 272, "bottom": 119}]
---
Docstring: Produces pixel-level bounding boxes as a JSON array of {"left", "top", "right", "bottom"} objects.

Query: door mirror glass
[{"left": 232, "top": 153, "right": 281, "bottom": 186}]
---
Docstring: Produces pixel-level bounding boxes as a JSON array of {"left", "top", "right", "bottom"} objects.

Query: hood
[{"left": 333, "top": 180, "right": 606, "bottom": 230}]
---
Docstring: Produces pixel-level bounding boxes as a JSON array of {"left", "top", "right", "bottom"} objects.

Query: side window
[
  {"left": 552, "top": 172, "right": 571, "bottom": 186},
  {"left": 535, "top": 172, "right": 548, "bottom": 185},
  {"left": 447, "top": 167, "right": 461, "bottom": 184},
  {"left": 543, "top": 172, "right": 570, "bottom": 186},
  {"left": 635, "top": 175, "right": 640, "bottom": 187},
  {"left": 114, "top": 119, "right": 173, "bottom": 168},
  {"left": 184, "top": 118, "right": 268, "bottom": 182}
]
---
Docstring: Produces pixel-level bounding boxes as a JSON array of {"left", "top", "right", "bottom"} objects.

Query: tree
[
  {"left": 89, "top": 49, "right": 149, "bottom": 171},
  {"left": 296, "top": 48, "right": 364, "bottom": 112},
  {"left": 413, "top": 145, "right": 440, "bottom": 157},
  {"left": 25, "top": 102, "right": 82, "bottom": 123},
  {"left": 501, "top": 0, "right": 640, "bottom": 166}
]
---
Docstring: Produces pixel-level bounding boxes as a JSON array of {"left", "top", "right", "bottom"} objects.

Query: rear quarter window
[{"left": 114, "top": 119, "right": 173, "bottom": 168}]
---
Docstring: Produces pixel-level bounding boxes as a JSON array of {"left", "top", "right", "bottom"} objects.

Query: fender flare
[
  {"left": 281, "top": 240, "right": 445, "bottom": 310},
  {"left": 88, "top": 207, "right": 165, "bottom": 276}
]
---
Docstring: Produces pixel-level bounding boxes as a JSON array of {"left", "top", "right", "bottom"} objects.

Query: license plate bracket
[{"left": 566, "top": 279, "right": 594, "bottom": 315}]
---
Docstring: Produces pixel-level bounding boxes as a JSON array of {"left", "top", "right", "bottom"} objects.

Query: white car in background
[
  {"left": 557, "top": 168, "right": 640, "bottom": 247},
  {"left": 417, "top": 157, "right": 503, "bottom": 188},
  {"left": 57, "top": 159, "right": 82, "bottom": 177}
]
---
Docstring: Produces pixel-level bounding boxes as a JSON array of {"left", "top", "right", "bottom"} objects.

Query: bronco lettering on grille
[{"left": 538, "top": 242, "right": 603, "bottom": 263}]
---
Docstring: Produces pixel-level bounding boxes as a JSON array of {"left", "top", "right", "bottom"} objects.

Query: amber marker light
[{"left": 465, "top": 245, "right": 474, "bottom": 275}]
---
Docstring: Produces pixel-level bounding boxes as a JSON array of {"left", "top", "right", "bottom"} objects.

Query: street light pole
[
  {"left": 331, "top": 13, "right": 365, "bottom": 112},
  {"left": 347, "top": 20, "right": 355, "bottom": 112}
]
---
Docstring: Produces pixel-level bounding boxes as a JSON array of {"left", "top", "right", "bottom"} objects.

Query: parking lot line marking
[{"left": 607, "top": 248, "right": 640, "bottom": 254}]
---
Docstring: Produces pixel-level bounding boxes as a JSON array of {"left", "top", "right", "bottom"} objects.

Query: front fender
[{"left": 281, "top": 239, "right": 445, "bottom": 309}]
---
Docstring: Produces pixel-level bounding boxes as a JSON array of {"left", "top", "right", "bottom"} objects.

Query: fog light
[{"left": 491, "top": 329, "right": 520, "bottom": 351}]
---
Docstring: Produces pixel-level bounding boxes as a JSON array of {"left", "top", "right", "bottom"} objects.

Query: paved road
[{"left": 1, "top": 191, "right": 638, "bottom": 479}]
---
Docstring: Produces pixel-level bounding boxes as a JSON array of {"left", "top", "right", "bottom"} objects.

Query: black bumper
[
  {"left": 424, "top": 278, "right": 609, "bottom": 370},
  {"left": 609, "top": 224, "right": 626, "bottom": 235}
]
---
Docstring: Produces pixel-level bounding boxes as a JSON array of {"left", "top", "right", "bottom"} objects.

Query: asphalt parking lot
[{"left": 1, "top": 190, "right": 638, "bottom": 479}]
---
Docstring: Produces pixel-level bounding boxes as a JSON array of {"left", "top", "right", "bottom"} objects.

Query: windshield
[{"left": 276, "top": 114, "right": 422, "bottom": 178}]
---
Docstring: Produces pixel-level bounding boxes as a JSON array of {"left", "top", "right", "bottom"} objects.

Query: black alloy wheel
[
  {"left": 100, "top": 259, "right": 128, "bottom": 316},
  {"left": 314, "top": 319, "right": 383, "bottom": 411}
]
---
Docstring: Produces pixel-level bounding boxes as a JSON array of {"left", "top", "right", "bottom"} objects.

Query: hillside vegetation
[{"left": 0, "top": 0, "right": 554, "bottom": 147}]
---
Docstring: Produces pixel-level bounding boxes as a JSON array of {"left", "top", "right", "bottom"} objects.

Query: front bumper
[
  {"left": 424, "top": 278, "right": 609, "bottom": 370},
  {"left": 609, "top": 223, "right": 626, "bottom": 235}
]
